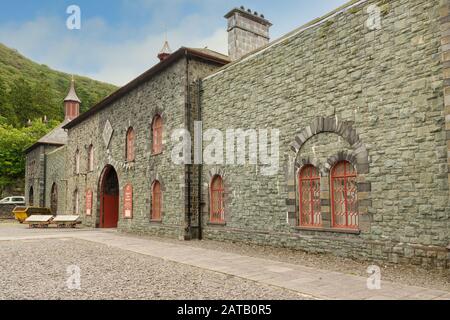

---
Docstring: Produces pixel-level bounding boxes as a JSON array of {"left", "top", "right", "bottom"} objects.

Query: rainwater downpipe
[{"left": 197, "top": 79, "right": 203, "bottom": 240}]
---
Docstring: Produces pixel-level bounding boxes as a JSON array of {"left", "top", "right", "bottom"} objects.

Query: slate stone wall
[
  {"left": 25, "top": 144, "right": 60, "bottom": 208},
  {"left": 200, "top": 0, "right": 449, "bottom": 269},
  {"left": 44, "top": 146, "right": 67, "bottom": 215},
  {"left": 66, "top": 57, "right": 224, "bottom": 240}
]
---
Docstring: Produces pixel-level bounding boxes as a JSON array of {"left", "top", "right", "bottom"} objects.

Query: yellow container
[{"left": 12, "top": 206, "right": 52, "bottom": 223}]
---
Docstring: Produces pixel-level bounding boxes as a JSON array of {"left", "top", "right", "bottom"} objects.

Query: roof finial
[
  {"left": 64, "top": 75, "right": 81, "bottom": 103},
  {"left": 158, "top": 38, "right": 172, "bottom": 62}
]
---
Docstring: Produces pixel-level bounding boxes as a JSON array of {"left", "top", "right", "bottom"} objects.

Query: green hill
[{"left": 0, "top": 42, "right": 117, "bottom": 126}]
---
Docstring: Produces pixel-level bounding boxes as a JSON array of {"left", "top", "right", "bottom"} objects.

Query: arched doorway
[
  {"left": 29, "top": 187, "right": 34, "bottom": 206},
  {"left": 50, "top": 183, "right": 58, "bottom": 214},
  {"left": 99, "top": 165, "right": 119, "bottom": 228}
]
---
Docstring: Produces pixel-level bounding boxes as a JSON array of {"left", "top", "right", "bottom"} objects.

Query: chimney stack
[{"left": 225, "top": 6, "right": 272, "bottom": 61}]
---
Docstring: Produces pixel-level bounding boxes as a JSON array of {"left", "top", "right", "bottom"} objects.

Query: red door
[{"left": 102, "top": 194, "right": 119, "bottom": 228}]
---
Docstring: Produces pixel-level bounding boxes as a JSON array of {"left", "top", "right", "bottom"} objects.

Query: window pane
[
  {"left": 210, "top": 176, "right": 224, "bottom": 223},
  {"left": 332, "top": 161, "right": 358, "bottom": 229},
  {"left": 299, "top": 165, "right": 321, "bottom": 227}
]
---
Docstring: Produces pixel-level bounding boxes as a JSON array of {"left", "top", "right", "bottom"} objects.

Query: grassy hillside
[{"left": 0, "top": 42, "right": 117, "bottom": 126}]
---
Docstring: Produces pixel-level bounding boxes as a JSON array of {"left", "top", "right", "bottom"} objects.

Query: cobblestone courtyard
[
  {"left": 0, "top": 223, "right": 448, "bottom": 300},
  {"left": 0, "top": 238, "right": 308, "bottom": 300}
]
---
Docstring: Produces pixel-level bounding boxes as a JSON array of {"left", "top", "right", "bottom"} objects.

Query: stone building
[
  {"left": 24, "top": 78, "right": 80, "bottom": 214},
  {"left": 27, "top": 0, "right": 449, "bottom": 269}
]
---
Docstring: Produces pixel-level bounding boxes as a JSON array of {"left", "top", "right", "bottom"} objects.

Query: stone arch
[
  {"left": 295, "top": 157, "right": 323, "bottom": 176},
  {"left": 205, "top": 167, "right": 231, "bottom": 224},
  {"left": 324, "top": 151, "right": 358, "bottom": 174},
  {"left": 290, "top": 116, "right": 369, "bottom": 174},
  {"left": 148, "top": 172, "right": 166, "bottom": 192},
  {"left": 149, "top": 108, "right": 165, "bottom": 154},
  {"left": 207, "top": 167, "right": 228, "bottom": 182},
  {"left": 150, "top": 107, "right": 166, "bottom": 121},
  {"left": 286, "top": 116, "right": 371, "bottom": 233}
]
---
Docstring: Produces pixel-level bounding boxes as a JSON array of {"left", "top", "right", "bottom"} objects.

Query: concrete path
[{"left": 1, "top": 227, "right": 449, "bottom": 300}]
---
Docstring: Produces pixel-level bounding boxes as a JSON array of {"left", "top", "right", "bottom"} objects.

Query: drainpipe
[
  {"left": 197, "top": 79, "right": 203, "bottom": 240},
  {"left": 42, "top": 150, "right": 47, "bottom": 208},
  {"left": 185, "top": 53, "right": 192, "bottom": 240}
]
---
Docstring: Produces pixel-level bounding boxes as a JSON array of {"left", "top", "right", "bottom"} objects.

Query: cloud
[
  {"left": 0, "top": 5, "right": 227, "bottom": 86},
  {"left": 0, "top": 0, "right": 348, "bottom": 86}
]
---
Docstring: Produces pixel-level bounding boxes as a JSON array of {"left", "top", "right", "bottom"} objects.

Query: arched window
[
  {"left": 152, "top": 115, "right": 163, "bottom": 155},
  {"left": 50, "top": 183, "right": 58, "bottom": 214},
  {"left": 298, "top": 165, "right": 321, "bottom": 227},
  {"left": 126, "top": 127, "right": 135, "bottom": 162},
  {"left": 331, "top": 161, "right": 358, "bottom": 229},
  {"left": 210, "top": 175, "right": 225, "bottom": 223},
  {"left": 75, "top": 149, "right": 80, "bottom": 174},
  {"left": 73, "top": 189, "right": 79, "bottom": 215},
  {"left": 151, "top": 180, "right": 162, "bottom": 221},
  {"left": 29, "top": 187, "right": 34, "bottom": 206},
  {"left": 88, "top": 144, "right": 94, "bottom": 172}
]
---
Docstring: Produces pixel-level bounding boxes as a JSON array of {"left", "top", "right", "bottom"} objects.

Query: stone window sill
[
  {"left": 296, "top": 226, "right": 361, "bottom": 235},
  {"left": 151, "top": 152, "right": 163, "bottom": 157},
  {"left": 207, "top": 221, "right": 227, "bottom": 227},
  {"left": 150, "top": 219, "right": 162, "bottom": 224}
]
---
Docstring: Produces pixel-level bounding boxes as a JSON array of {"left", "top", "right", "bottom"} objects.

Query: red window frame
[
  {"left": 210, "top": 175, "right": 225, "bottom": 224},
  {"left": 152, "top": 115, "right": 163, "bottom": 155},
  {"left": 331, "top": 161, "right": 358, "bottom": 229},
  {"left": 151, "top": 181, "right": 162, "bottom": 221},
  {"left": 298, "top": 165, "right": 322, "bottom": 227},
  {"left": 126, "top": 127, "right": 135, "bottom": 162}
]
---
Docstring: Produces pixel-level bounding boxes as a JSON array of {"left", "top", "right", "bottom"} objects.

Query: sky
[{"left": 0, "top": 0, "right": 348, "bottom": 86}]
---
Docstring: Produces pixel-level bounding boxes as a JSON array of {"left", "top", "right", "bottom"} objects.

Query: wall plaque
[
  {"left": 103, "top": 120, "right": 114, "bottom": 148},
  {"left": 123, "top": 184, "right": 133, "bottom": 219},
  {"left": 85, "top": 189, "right": 93, "bottom": 216}
]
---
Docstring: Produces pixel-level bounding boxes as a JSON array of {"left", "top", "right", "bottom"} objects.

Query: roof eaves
[{"left": 63, "top": 47, "right": 229, "bottom": 130}]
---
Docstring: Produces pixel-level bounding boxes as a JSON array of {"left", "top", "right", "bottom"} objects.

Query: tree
[
  {"left": 32, "top": 78, "right": 60, "bottom": 122},
  {"left": 9, "top": 78, "right": 34, "bottom": 125},
  {"left": 0, "top": 78, "right": 17, "bottom": 125},
  {"left": 0, "top": 119, "right": 57, "bottom": 193}
]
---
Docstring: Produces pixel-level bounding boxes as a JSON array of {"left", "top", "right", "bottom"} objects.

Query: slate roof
[
  {"left": 25, "top": 120, "right": 69, "bottom": 153},
  {"left": 64, "top": 47, "right": 229, "bottom": 130}
]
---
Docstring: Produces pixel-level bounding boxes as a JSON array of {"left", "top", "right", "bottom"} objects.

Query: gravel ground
[
  {"left": 0, "top": 238, "right": 311, "bottom": 300},
  {"left": 122, "top": 233, "right": 450, "bottom": 292}
]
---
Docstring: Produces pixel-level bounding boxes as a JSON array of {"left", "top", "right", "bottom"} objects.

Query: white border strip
[{"left": 204, "top": 0, "right": 368, "bottom": 81}]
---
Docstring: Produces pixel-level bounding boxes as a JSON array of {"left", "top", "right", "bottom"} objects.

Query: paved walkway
[{"left": 1, "top": 227, "right": 449, "bottom": 300}]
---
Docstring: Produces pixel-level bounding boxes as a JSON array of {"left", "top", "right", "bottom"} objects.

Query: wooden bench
[
  {"left": 25, "top": 215, "right": 54, "bottom": 228},
  {"left": 52, "top": 216, "right": 81, "bottom": 228},
  {"left": 25, "top": 215, "right": 81, "bottom": 229}
]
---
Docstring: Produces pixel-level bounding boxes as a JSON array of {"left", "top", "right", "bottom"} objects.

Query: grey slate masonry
[
  {"left": 200, "top": 0, "right": 449, "bottom": 269},
  {"left": 65, "top": 54, "right": 226, "bottom": 239},
  {"left": 26, "top": 0, "right": 449, "bottom": 270}
]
